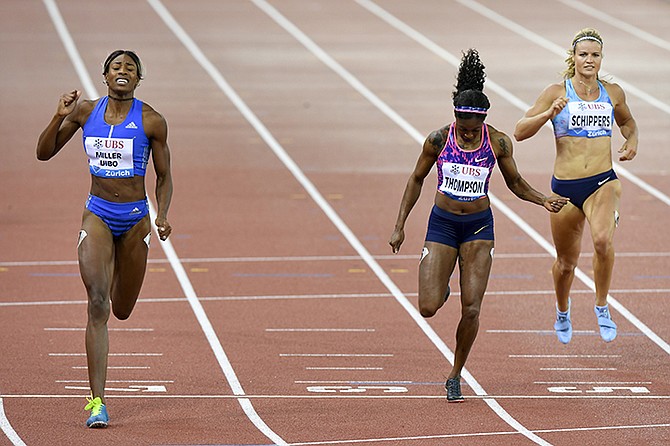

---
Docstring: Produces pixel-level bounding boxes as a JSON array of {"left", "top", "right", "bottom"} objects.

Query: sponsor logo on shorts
[{"left": 597, "top": 176, "right": 611, "bottom": 186}]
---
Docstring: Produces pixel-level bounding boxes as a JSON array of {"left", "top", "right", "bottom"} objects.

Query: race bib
[
  {"left": 84, "top": 137, "right": 134, "bottom": 178},
  {"left": 568, "top": 101, "right": 612, "bottom": 137},
  {"left": 439, "top": 163, "right": 490, "bottom": 200}
]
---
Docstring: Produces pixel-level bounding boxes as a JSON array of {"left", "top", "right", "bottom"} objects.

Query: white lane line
[
  {"left": 50, "top": 353, "right": 162, "bottom": 357},
  {"left": 448, "top": 0, "right": 670, "bottom": 117},
  {"left": 354, "top": 0, "right": 670, "bottom": 356},
  {"left": 3, "top": 251, "right": 668, "bottom": 267},
  {"left": 487, "top": 329, "right": 595, "bottom": 334},
  {"left": 145, "top": 1, "right": 290, "bottom": 444},
  {"left": 535, "top": 381, "right": 652, "bottom": 385},
  {"left": 2, "top": 393, "right": 669, "bottom": 400},
  {"left": 267, "top": 328, "right": 376, "bottom": 332},
  {"left": 248, "top": 1, "right": 549, "bottom": 445},
  {"left": 42, "top": 0, "right": 288, "bottom": 443},
  {"left": 509, "top": 355, "right": 621, "bottom": 358},
  {"left": 71, "top": 366, "right": 150, "bottom": 370},
  {"left": 306, "top": 367, "right": 384, "bottom": 371},
  {"left": 285, "top": 422, "right": 670, "bottom": 446},
  {"left": 2, "top": 286, "right": 668, "bottom": 308},
  {"left": 0, "top": 399, "right": 26, "bottom": 446},
  {"left": 443, "top": 0, "right": 670, "bottom": 207},
  {"left": 63, "top": 386, "right": 166, "bottom": 392},
  {"left": 57, "top": 380, "right": 174, "bottom": 383},
  {"left": 295, "top": 381, "right": 414, "bottom": 384},
  {"left": 44, "top": 327, "right": 154, "bottom": 332},
  {"left": 558, "top": 0, "right": 670, "bottom": 52},
  {"left": 281, "top": 354, "right": 392, "bottom": 357},
  {"left": 541, "top": 368, "right": 617, "bottom": 371}
]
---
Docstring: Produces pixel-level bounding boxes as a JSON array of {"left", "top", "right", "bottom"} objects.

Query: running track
[{"left": 1, "top": 1, "right": 669, "bottom": 445}]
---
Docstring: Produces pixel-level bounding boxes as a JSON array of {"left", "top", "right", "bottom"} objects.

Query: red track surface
[{"left": 1, "top": 1, "right": 669, "bottom": 445}]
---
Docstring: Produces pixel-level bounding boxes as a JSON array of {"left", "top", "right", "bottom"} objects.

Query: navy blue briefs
[
  {"left": 425, "top": 205, "right": 494, "bottom": 249},
  {"left": 551, "top": 169, "right": 618, "bottom": 209}
]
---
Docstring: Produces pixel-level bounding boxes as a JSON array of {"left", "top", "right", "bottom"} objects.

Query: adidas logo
[
  {"left": 129, "top": 207, "right": 141, "bottom": 215},
  {"left": 125, "top": 121, "right": 138, "bottom": 129}
]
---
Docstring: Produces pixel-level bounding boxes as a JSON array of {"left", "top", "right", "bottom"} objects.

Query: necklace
[
  {"left": 578, "top": 80, "right": 597, "bottom": 95},
  {"left": 108, "top": 96, "right": 134, "bottom": 102}
]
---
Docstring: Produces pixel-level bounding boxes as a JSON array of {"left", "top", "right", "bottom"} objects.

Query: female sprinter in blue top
[
  {"left": 514, "top": 28, "right": 638, "bottom": 345},
  {"left": 36, "top": 50, "right": 173, "bottom": 428}
]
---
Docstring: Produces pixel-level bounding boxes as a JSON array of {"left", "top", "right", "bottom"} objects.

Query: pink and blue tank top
[
  {"left": 551, "top": 79, "right": 613, "bottom": 139},
  {"left": 82, "top": 97, "right": 150, "bottom": 178},
  {"left": 436, "top": 123, "right": 497, "bottom": 202}
]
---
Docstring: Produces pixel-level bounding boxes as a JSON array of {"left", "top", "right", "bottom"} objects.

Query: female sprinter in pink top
[{"left": 390, "top": 49, "right": 567, "bottom": 402}]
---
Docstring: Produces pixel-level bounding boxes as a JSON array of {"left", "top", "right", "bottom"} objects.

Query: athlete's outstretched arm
[{"left": 492, "top": 129, "right": 568, "bottom": 213}]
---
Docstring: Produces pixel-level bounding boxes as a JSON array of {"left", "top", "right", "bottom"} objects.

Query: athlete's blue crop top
[
  {"left": 551, "top": 79, "right": 613, "bottom": 139},
  {"left": 82, "top": 97, "right": 151, "bottom": 178}
]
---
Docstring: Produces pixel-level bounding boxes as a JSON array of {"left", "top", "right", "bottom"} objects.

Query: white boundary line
[
  {"left": 27, "top": 0, "right": 670, "bottom": 440},
  {"left": 0, "top": 399, "right": 26, "bottom": 446},
  {"left": 248, "top": 0, "right": 551, "bottom": 444},
  {"left": 453, "top": 0, "right": 670, "bottom": 117},
  {"left": 2, "top": 287, "right": 669, "bottom": 308},
  {"left": 285, "top": 422, "right": 670, "bottom": 446},
  {"left": 356, "top": 0, "right": 670, "bottom": 207},
  {"left": 1, "top": 393, "right": 669, "bottom": 400},
  {"left": 557, "top": 0, "right": 670, "bottom": 52},
  {"left": 448, "top": 0, "right": 670, "bottom": 205},
  {"left": 2, "top": 250, "right": 670, "bottom": 267},
  {"left": 41, "top": 0, "right": 286, "bottom": 445},
  {"left": 245, "top": 0, "right": 670, "bottom": 443}
]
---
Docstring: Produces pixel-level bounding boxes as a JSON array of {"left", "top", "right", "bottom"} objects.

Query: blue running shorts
[
  {"left": 551, "top": 169, "right": 618, "bottom": 210},
  {"left": 85, "top": 194, "right": 149, "bottom": 237},
  {"left": 425, "top": 205, "right": 494, "bottom": 249}
]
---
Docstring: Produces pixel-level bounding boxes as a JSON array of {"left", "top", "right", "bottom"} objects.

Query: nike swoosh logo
[
  {"left": 475, "top": 157, "right": 487, "bottom": 163},
  {"left": 597, "top": 176, "right": 611, "bottom": 186},
  {"left": 474, "top": 225, "right": 489, "bottom": 235}
]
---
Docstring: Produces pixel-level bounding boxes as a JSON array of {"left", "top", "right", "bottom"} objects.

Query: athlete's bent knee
[
  {"left": 112, "top": 305, "right": 133, "bottom": 321},
  {"left": 420, "top": 305, "right": 438, "bottom": 318},
  {"left": 461, "top": 305, "right": 480, "bottom": 322},
  {"left": 87, "top": 292, "right": 110, "bottom": 324},
  {"left": 554, "top": 257, "right": 577, "bottom": 276},
  {"left": 591, "top": 235, "right": 612, "bottom": 258}
]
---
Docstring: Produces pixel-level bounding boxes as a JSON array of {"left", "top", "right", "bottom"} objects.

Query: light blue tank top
[
  {"left": 82, "top": 97, "right": 150, "bottom": 178},
  {"left": 551, "top": 79, "right": 613, "bottom": 139}
]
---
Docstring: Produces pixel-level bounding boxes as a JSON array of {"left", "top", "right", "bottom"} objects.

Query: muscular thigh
[
  {"left": 419, "top": 242, "right": 458, "bottom": 302},
  {"left": 113, "top": 216, "right": 151, "bottom": 287},
  {"left": 458, "top": 240, "right": 494, "bottom": 307},
  {"left": 550, "top": 205, "right": 585, "bottom": 259},
  {"left": 78, "top": 210, "right": 115, "bottom": 293},
  {"left": 583, "top": 180, "right": 621, "bottom": 237}
]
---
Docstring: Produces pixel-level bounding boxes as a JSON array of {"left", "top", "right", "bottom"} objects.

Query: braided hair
[{"left": 452, "top": 49, "right": 490, "bottom": 120}]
